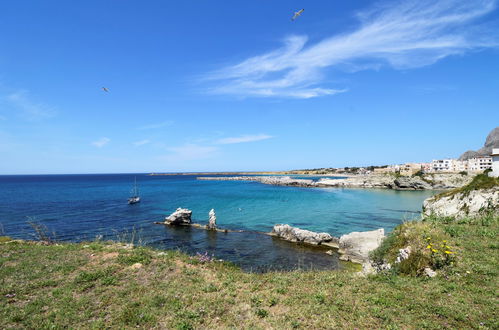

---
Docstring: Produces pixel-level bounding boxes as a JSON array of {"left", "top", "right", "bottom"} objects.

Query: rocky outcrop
[
  {"left": 270, "top": 224, "right": 385, "bottom": 264},
  {"left": 208, "top": 209, "right": 217, "bottom": 230},
  {"left": 338, "top": 229, "right": 385, "bottom": 263},
  {"left": 422, "top": 173, "right": 473, "bottom": 189},
  {"left": 318, "top": 173, "right": 470, "bottom": 190},
  {"left": 270, "top": 224, "right": 336, "bottom": 245},
  {"left": 459, "top": 126, "right": 499, "bottom": 160},
  {"left": 317, "top": 175, "right": 393, "bottom": 189},
  {"left": 164, "top": 208, "right": 192, "bottom": 225},
  {"left": 199, "top": 173, "right": 471, "bottom": 190},
  {"left": 391, "top": 177, "right": 432, "bottom": 190},
  {"left": 423, "top": 188, "right": 499, "bottom": 218}
]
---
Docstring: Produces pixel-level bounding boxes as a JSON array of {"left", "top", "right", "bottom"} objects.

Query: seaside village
[{"left": 335, "top": 148, "right": 499, "bottom": 177}]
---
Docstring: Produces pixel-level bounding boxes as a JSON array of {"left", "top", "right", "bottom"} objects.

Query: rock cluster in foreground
[
  {"left": 271, "top": 224, "right": 384, "bottom": 264},
  {"left": 337, "top": 229, "right": 385, "bottom": 264}
]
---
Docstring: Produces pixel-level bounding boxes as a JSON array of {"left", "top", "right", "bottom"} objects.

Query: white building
[
  {"left": 490, "top": 148, "right": 499, "bottom": 177},
  {"left": 451, "top": 160, "right": 468, "bottom": 172},
  {"left": 431, "top": 159, "right": 453, "bottom": 172},
  {"left": 468, "top": 156, "right": 493, "bottom": 173}
]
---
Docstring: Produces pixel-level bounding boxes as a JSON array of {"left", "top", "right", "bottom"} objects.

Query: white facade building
[
  {"left": 451, "top": 160, "right": 468, "bottom": 172},
  {"left": 468, "top": 156, "right": 493, "bottom": 173},
  {"left": 431, "top": 159, "right": 453, "bottom": 172},
  {"left": 490, "top": 148, "right": 499, "bottom": 177}
]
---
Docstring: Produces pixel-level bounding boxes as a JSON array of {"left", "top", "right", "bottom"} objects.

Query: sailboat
[{"left": 128, "top": 177, "right": 141, "bottom": 204}]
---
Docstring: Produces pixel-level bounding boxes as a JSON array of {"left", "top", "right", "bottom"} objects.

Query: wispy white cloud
[
  {"left": 216, "top": 134, "right": 273, "bottom": 144},
  {"left": 133, "top": 139, "right": 151, "bottom": 146},
  {"left": 92, "top": 137, "right": 111, "bottom": 148},
  {"left": 137, "top": 121, "right": 173, "bottom": 130},
  {"left": 6, "top": 90, "right": 56, "bottom": 119},
  {"left": 206, "top": 0, "right": 498, "bottom": 98},
  {"left": 166, "top": 143, "right": 218, "bottom": 161}
]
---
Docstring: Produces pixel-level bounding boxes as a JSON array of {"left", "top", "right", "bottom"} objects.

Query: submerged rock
[
  {"left": 338, "top": 229, "right": 385, "bottom": 263},
  {"left": 208, "top": 209, "right": 217, "bottom": 230},
  {"left": 165, "top": 208, "right": 192, "bottom": 225},
  {"left": 270, "top": 224, "right": 335, "bottom": 245}
]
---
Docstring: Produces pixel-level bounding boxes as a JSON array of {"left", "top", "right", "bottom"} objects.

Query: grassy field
[{"left": 1, "top": 214, "right": 497, "bottom": 329}]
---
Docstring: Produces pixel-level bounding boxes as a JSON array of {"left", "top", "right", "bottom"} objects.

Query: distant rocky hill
[{"left": 459, "top": 126, "right": 499, "bottom": 160}]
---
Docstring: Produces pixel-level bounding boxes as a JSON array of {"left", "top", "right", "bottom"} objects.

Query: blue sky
[{"left": 0, "top": 0, "right": 498, "bottom": 174}]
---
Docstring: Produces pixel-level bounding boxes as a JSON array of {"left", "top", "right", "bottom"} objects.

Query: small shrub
[
  {"left": 255, "top": 308, "right": 268, "bottom": 318},
  {"left": 370, "top": 220, "right": 457, "bottom": 275}
]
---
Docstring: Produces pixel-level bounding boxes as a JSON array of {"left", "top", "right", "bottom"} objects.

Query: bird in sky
[
  {"left": 291, "top": 9, "right": 304, "bottom": 21},
  {"left": 102, "top": 87, "right": 109, "bottom": 92}
]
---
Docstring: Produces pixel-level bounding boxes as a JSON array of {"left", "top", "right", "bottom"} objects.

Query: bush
[
  {"left": 459, "top": 171, "right": 468, "bottom": 176},
  {"left": 369, "top": 220, "right": 456, "bottom": 275}
]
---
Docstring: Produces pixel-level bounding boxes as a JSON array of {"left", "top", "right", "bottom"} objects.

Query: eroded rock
[
  {"left": 338, "top": 228, "right": 385, "bottom": 263},
  {"left": 270, "top": 224, "right": 335, "bottom": 245},
  {"left": 165, "top": 208, "right": 192, "bottom": 225},
  {"left": 208, "top": 209, "right": 217, "bottom": 230}
]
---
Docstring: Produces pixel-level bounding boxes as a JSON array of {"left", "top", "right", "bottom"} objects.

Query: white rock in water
[
  {"left": 271, "top": 224, "right": 334, "bottom": 245},
  {"left": 165, "top": 208, "right": 192, "bottom": 225},
  {"left": 208, "top": 209, "right": 217, "bottom": 230},
  {"left": 424, "top": 267, "right": 437, "bottom": 278}
]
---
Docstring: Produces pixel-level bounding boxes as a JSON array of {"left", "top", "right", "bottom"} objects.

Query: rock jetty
[{"left": 164, "top": 208, "right": 192, "bottom": 225}]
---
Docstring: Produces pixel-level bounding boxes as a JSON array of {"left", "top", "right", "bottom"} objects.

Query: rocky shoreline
[
  {"left": 157, "top": 208, "right": 385, "bottom": 266},
  {"left": 197, "top": 173, "right": 472, "bottom": 190}
]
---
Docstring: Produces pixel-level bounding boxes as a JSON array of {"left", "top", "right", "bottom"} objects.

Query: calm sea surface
[{"left": 0, "top": 174, "right": 436, "bottom": 271}]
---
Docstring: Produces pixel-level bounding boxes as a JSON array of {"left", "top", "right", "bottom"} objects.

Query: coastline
[
  {"left": 149, "top": 172, "right": 356, "bottom": 177},
  {"left": 196, "top": 173, "right": 472, "bottom": 190}
]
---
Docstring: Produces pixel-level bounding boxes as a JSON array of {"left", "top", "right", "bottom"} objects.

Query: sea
[{"left": 0, "top": 174, "right": 436, "bottom": 272}]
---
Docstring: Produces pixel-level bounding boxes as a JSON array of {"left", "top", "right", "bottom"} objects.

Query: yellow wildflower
[
  {"left": 445, "top": 251, "right": 453, "bottom": 254},
  {"left": 432, "top": 249, "right": 438, "bottom": 253},
  {"left": 443, "top": 240, "right": 447, "bottom": 243},
  {"left": 426, "top": 245, "right": 432, "bottom": 249}
]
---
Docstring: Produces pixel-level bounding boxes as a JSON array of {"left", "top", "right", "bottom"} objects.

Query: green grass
[{"left": 1, "top": 215, "right": 498, "bottom": 329}]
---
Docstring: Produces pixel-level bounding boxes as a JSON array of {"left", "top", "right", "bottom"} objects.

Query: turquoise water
[{"left": 0, "top": 174, "right": 436, "bottom": 271}]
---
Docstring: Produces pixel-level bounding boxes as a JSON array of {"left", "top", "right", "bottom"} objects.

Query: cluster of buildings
[{"left": 372, "top": 149, "right": 499, "bottom": 177}]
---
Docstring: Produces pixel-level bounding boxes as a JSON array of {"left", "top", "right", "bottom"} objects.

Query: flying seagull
[
  {"left": 291, "top": 9, "right": 304, "bottom": 21},
  {"left": 102, "top": 87, "right": 109, "bottom": 92}
]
